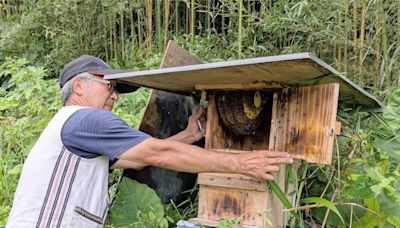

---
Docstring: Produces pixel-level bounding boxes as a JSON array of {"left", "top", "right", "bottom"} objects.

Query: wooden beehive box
[{"left": 106, "top": 41, "right": 382, "bottom": 227}]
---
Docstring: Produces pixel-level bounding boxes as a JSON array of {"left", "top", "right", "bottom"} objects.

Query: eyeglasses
[{"left": 91, "top": 78, "right": 118, "bottom": 94}]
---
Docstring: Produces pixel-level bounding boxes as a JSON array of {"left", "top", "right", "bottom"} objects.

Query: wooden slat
[
  {"left": 269, "top": 83, "right": 340, "bottom": 164},
  {"left": 197, "top": 185, "right": 269, "bottom": 226},
  {"left": 197, "top": 173, "right": 267, "bottom": 192},
  {"left": 195, "top": 82, "right": 283, "bottom": 90}
]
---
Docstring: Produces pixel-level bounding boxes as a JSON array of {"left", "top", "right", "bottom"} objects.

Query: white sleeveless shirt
[{"left": 7, "top": 106, "right": 109, "bottom": 228}]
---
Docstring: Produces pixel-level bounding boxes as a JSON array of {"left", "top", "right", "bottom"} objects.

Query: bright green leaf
[
  {"left": 109, "top": 178, "right": 165, "bottom": 228},
  {"left": 301, "top": 197, "right": 344, "bottom": 224},
  {"left": 266, "top": 181, "right": 300, "bottom": 220}
]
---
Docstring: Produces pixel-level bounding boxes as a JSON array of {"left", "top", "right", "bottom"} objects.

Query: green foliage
[
  {"left": 266, "top": 180, "right": 300, "bottom": 220},
  {"left": 113, "top": 88, "right": 150, "bottom": 128},
  {"left": 0, "top": 57, "right": 61, "bottom": 226},
  {"left": 108, "top": 178, "right": 172, "bottom": 228},
  {"left": 301, "top": 197, "right": 344, "bottom": 224},
  {"left": 216, "top": 216, "right": 243, "bottom": 228}
]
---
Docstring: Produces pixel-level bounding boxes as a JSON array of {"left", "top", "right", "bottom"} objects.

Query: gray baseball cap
[{"left": 59, "top": 55, "right": 138, "bottom": 93}]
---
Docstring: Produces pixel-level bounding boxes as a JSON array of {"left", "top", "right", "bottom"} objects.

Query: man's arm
[
  {"left": 111, "top": 108, "right": 205, "bottom": 169},
  {"left": 111, "top": 159, "right": 148, "bottom": 170},
  {"left": 118, "top": 137, "right": 293, "bottom": 180}
]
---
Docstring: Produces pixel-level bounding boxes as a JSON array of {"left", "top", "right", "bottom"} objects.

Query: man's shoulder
[
  {"left": 63, "top": 107, "right": 126, "bottom": 132},
  {"left": 67, "top": 107, "right": 119, "bottom": 121}
]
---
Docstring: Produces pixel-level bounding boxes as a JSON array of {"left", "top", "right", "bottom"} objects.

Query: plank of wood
[
  {"left": 105, "top": 52, "right": 382, "bottom": 109},
  {"left": 140, "top": 40, "right": 204, "bottom": 133},
  {"left": 269, "top": 83, "right": 340, "bottom": 164},
  {"left": 160, "top": 40, "right": 203, "bottom": 67},
  {"left": 195, "top": 82, "right": 283, "bottom": 90},
  {"left": 197, "top": 185, "right": 269, "bottom": 226},
  {"left": 197, "top": 173, "right": 267, "bottom": 192}
]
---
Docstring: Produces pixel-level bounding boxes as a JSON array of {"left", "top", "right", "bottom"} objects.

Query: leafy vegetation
[
  {"left": 1, "top": 0, "right": 400, "bottom": 227},
  {"left": 109, "top": 178, "right": 172, "bottom": 228},
  {"left": 0, "top": 58, "right": 61, "bottom": 226}
]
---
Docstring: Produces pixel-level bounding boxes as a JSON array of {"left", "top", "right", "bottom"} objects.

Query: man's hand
[
  {"left": 186, "top": 107, "right": 206, "bottom": 142},
  {"left": 238, "top": 150, "right": 294, "bottom": 180},
  {"left": 166, "top": 107, "right": 206, "bottom": 144}
]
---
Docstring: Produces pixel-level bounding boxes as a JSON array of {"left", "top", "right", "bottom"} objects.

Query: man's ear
[{"left": 72, "top": 78, "right": 85, "bottom": 96}]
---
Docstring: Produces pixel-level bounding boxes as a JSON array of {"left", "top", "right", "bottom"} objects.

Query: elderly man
[{"left": 6, "top": 55, "right": 293, "bottom": 227}]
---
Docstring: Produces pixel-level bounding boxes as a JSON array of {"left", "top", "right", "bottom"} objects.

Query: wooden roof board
[{"left": 105, "top": 52, "right": 382, "bottom": 109}]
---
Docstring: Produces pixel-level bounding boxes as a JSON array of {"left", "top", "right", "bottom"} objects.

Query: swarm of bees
[{"left": 216, "top": 90, "right": 268, "bottom": 136}]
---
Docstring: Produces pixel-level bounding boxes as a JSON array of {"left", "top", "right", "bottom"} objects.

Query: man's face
[{"left": 81, "top": 75, "right": 119, "bottom": 111}]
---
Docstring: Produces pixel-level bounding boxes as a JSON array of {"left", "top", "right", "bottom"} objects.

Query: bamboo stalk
[
  {"left": 375, "top": 3, "right": 381, "bottom": 87},
  {"left": 103, "top": 7, "right": 109, "bottom": 61},
  {"left": 186, "top": 2, "right": 189, "bottom": 34},
  {"left": 359, "top": 0, "right": 366, "bottom": 82},
  {"left": 212, "top": 0, "right": 216, "bottom": 32},
  {"left": 206, "top": 0, "right": 211, "bottom": 32},
  {"left": 344, "top": 0, "right": 349, "bottom": 75},
  {"left": 129, "top": 1, "right": 137, "bottom": 50},
  {"left": 120, "top": 10, "right": 125, "bottom": 59},
  {"left": 353, "top": 0, "right": 358, "bottom": 53},
  {"left": 338, "top": 11, "right": 342, "bottom": 72},
  {"left": 145, "top": 0, "right": 153, "bottom": 55},
  {"left": 113, "top": 13, "right": 117, "bottom": 59},
  {"left": 164, "top": 0, "right": 170, "bottom": 49},
  {"left": 379, "top": 0, "right": 389, "bottom": 88},
  {"left": 221, "top": 3, "right": 225, "bottom": 35},
  {"left": 398, "top": 1, "right": 400, "bottom": 87},
  {"left": 138, "top": 10, "right": 143, "bottom": 48},
  {"left": 238, "top": 0, "right": 243, "bottom": 58},
  {"left": 175, "top": 0, "right": 179, "bottom": 34},
  {"left": 156, "top": 0, "right": 162, "bottom": 52},
  {"left": 109, "top": 13, "right": 114, "bottom": 59},
  {"left": 190, "top": 0, "right": 195, "bottom": 43}
]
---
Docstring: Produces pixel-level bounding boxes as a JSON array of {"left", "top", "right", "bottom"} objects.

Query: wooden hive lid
[{"left": 105, "top": 52, "right": 382, "bottom": 109}]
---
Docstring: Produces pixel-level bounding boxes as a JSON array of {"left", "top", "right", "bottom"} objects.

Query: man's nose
[{"left": 110, "top": 91, "right": 119, "bottom": 101}]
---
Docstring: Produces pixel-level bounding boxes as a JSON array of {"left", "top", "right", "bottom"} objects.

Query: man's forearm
[
  {"left": 166, "top": 129, "right": 197, "bottom": 144},
  {"left": 119, "top": 137, "right": 293, "bottom": 180},
  {"left": 119, "top": 138, "right": 241, "bottom": 174},
  {"left": 111, "top": 159, "right": 148, "bottom": 170}
]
